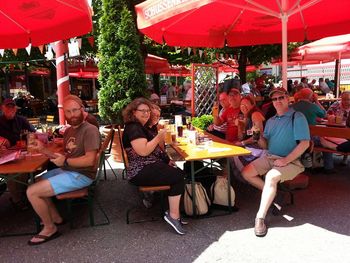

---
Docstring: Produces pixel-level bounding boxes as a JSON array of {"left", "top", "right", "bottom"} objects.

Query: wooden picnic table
[{"left": 170, "top": 131, "right": 250, "bottom": 217}]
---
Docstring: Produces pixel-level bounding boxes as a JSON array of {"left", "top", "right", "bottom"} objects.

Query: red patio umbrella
[
  {"left": 0, "top": 0, "right": 92, "bottom": 125},
  {"left": 135, "top": 0, "right": 350, "bottom": 90},
  {"left": 145, "top": 54, "right": 170, "bottom": 74},
  {"left": 0, "top": 0, "right": 92, "bottom": 49},
  {"left": 161, "top": 65, "right": 191, "bottom": 76},
  {"left": 295, "top": 34, "right": 350, "bottom": 61},
  {"left": 292, "top": 34, "right": 350, "bottom": 96}
]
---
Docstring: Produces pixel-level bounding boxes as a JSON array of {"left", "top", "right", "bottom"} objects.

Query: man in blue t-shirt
[
  {"left": 242, "top": 87, "right": 310, "bottom": 237},
  {"left": 292, "top": 88, "right": 326, "bottom": 125}
]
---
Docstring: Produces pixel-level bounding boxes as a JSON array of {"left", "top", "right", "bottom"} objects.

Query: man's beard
[{"left": 66, "top": 112, "right": 84, "bottom": 126}]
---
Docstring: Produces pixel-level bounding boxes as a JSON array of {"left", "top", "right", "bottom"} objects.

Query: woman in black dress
[{"left": 122, "top": 98, "right": 186, "bottom": 235}]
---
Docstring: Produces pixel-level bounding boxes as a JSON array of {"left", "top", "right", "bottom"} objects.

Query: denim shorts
[{"left": 41, "top": 168, "right": 93, "bottom": 195}]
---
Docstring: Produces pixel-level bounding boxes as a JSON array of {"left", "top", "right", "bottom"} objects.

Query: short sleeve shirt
[
  {"left": 63, "top": 122, "right": 101, "bottom": 179},
  {"left": 292, "top": 100, "right": 326, "bottom": 125},
  {"left": 220, "top": 107, "right": 240, "bottom": 142},
  {"left": 328, "top": 101, "right": 350, "bottom": 122},
  {"left": 264, "top": 108, "right": 310, "bottom": 157},
  {"left": 122, "top": 122, "right": 168, "bottom": 180},
  {"left": 0, "top": 115, "right": 35, "bottom": 146}
]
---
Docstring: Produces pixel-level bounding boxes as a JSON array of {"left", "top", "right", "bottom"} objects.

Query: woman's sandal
[{"left": 28, "top": 231, "right": 61, "bottom": 246}]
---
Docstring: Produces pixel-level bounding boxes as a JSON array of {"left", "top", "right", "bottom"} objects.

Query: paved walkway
[{"left": 1, "top": 158, "right": 350, "bottom": 263}]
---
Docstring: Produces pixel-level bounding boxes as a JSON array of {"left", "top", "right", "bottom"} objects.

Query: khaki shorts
[{"left": 250, "top": 154, "right": 305, "bottom": 182}]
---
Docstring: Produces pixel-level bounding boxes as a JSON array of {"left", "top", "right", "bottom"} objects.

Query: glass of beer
[
  {"left": 165, "top": 130, "right": 172, "bottom": 145},
  {"left": 212, "top": 104, "right": 219, "bottom": 116},
  {"left": 177, "top": 125, "right": 183, "bottom": 137},
  {"left": 171, "top": 133, "right": 177, "bottom": 143},
  {"left": 27, "top": 133, "right": 37, "bottom": 155}
]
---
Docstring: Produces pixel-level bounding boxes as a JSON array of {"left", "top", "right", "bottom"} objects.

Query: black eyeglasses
[
  {"left": 271, "top": 96, "right": 286, "bottom": 102},
  {"left": 136, "top": 109, "right": 151, "bottom": 114}
]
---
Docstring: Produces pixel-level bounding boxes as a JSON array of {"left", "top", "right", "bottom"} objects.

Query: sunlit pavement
[{"left": 0, "top": 156, "right": 349, "bottom": 263}]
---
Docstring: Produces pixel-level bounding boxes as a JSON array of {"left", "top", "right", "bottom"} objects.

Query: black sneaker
[
  {"left": 165, "top": 211, "right": 188, "bottom": 225},
  {"left": 164, "top": 212, "right": 186, "bottom": 235}
]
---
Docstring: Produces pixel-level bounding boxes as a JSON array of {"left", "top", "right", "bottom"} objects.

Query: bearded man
[{"left": 26, "top": 95, "right": 100, "bottom": 245}]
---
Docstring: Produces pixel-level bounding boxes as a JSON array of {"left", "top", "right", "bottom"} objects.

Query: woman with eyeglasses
[
  {"left": 231, "top": 95, "right": 266, "bottom": 179},
  {"left": 122, "top": 98, "right": 187, "bottom": 235}
]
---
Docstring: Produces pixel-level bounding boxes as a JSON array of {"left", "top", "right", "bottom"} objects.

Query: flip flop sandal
[{"left": 28, "top": 231, "right": 61, "bottom": 246}]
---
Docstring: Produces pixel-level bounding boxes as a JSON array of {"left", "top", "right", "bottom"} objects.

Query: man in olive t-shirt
[{"left": 26, "top": 95, "right": 100, "bottom": 245}]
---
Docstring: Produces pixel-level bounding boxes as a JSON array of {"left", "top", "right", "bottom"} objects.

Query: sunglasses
[
  {"left": 271, "top": 96, "right": 286, "bottom": 102},
  {"left": 136, "top": 109, "right": 151, "bottom": 114}
]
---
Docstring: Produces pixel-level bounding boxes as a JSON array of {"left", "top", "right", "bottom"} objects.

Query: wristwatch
[{"left": 63, "top": 157, "right": 69, "bottom": 167}]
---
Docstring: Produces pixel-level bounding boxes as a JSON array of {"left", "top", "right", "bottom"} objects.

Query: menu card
[{"left": 0, "top": 150, "right": 21, "bottom": 165}]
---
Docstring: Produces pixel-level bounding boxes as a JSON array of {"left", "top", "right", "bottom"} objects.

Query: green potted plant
[{"left": 191, "top": 115, "right": 214, "bottom": 130}]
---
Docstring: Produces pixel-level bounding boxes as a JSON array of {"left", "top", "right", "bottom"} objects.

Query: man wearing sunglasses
[{"left": 241, "top": 87, "right": 310, "bottom": 237}]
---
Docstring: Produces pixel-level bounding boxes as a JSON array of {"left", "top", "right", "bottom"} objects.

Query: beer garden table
[
  {"left": 0, "top": 142, "right": 62, "bottom": 237},
  {"left": 170, "top": 132, "right": 250, "bottom": 217}
]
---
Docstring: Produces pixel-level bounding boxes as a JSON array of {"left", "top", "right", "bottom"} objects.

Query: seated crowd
[
  {"left": 1, "top": 82, "right": 349, "bottom": 244},
  {"left": 140, "top": 84, "right": 349, "bottom": 237}
]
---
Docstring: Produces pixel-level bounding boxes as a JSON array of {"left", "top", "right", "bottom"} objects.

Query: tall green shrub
[{"left": 98, "top": 0, "right": 146, "bottom": 123}]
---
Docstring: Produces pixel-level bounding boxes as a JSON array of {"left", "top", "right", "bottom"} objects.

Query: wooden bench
[
  {"left": 309, "top": 125, "right": 350, "bottom": 156},
  {"left": 55, "top": 129, "right": 114, "bottom": 228},
  {"left": 116, "top": 126, "right": 171, "bottom": 224}
]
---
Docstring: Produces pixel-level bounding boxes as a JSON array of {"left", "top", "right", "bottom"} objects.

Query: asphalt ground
[{"left": 1, "top": 157, "right": 350, "bottom": 263}]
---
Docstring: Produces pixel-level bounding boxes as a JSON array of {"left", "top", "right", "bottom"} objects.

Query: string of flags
[
  {"left": 0, "top": 36, "right": 95, "bottom": 59},
  {"left": 175, "top": 46, "right": 238, "bottom": 61}
]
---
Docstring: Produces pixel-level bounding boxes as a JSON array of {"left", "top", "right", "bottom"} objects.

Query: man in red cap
[
  {"left": 0, "top": 98, "right": 36, "bottom": 209},
  {"left": 0, "top": 98, "right": 35, "bottom": 147}
]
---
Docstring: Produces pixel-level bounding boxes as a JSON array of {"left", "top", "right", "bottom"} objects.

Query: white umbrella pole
[{"left": 281, "top": 9, "right": 288, "bottom": 91}]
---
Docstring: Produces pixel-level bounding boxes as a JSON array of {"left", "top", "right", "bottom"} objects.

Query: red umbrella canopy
[
  {"left": 161, "top": 65, "right": 191, "bottom": 76},
  {"left": 294, "top": 34, "right": 350, "bottom": 61},
  {"left": 0, "top": 0, "right": 92, "bottom": 49},
  {"left": 136, "top": 0, "right": 350, "bottom": 89},
  {"left": 145, "top": 54, "right": 170, "bottom": 74},
  {"left": 136, "top": 0, "right": 350, "bottom": 47}
]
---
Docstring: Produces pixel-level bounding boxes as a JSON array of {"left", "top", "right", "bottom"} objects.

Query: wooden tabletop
[
  {"left": 0, "top": 142, "right": 62, "bottom": 175},
  {"left": 171, "top": 132, "right": 251, "bottom": 161},
  {"left": 0, "top": 154, "right": 49, "bottom": 174}
]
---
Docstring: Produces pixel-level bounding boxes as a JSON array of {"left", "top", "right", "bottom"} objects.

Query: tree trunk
[
  {"left": 238, "top": 47, "right": 247, "bottom": 84},
  {"left": 152, "top": 73, "right": 160, "bottom": 94}
]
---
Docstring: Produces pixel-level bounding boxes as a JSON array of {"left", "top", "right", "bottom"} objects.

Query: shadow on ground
[{"left": 0, "top": 157, "right": 349, "bottom": 263}]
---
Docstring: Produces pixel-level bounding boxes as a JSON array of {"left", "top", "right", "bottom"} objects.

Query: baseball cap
[
  {"left": 269, "top": 87, "right": 288, "bottom": 98},
  {"left": 2, "top": 98, "right": 16, "bottom": 106}
]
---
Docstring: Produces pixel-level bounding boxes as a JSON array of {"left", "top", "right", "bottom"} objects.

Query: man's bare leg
[
  {"left": 241, "top": 164, "right": 264, "bottom": 190},
  {"left": 256, "top": 169, "right": 281, "bottom": 219},
  {"left": 27, "top": 179, "right": 58, "bottom": 242}
]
